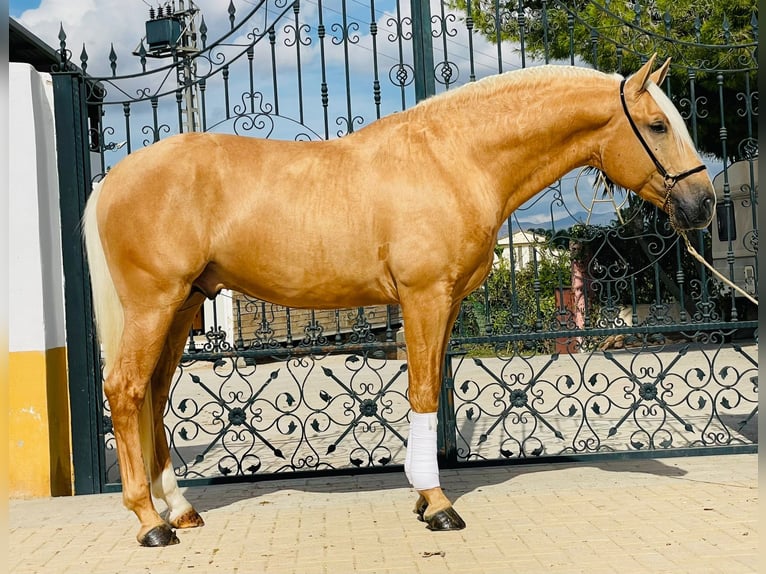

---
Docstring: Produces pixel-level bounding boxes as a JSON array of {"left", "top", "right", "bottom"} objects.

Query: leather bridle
[{"left": 618, "top": 78, "right": 707, "bottom": 213}]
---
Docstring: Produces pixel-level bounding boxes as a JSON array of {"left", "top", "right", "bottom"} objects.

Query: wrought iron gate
[{"left": 52, "top": 0, "right": 758, "bottom": 494}]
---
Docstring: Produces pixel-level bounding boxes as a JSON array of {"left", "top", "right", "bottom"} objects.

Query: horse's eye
[{"left": 650, "top": 122, "right": 667, "bottom": 134}]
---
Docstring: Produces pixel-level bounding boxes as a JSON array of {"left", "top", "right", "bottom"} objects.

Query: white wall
[{"left": 9, "top": 63, "right": 66, "bottom": 353}]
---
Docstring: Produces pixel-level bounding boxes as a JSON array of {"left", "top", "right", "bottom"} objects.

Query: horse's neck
[{"left": 428, "top": 74, "right": 618, "bottom": 222}]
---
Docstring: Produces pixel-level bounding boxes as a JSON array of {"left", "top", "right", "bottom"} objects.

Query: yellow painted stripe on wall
[{"left": 9, "top": 347, "right": 73, "bottom": 497}]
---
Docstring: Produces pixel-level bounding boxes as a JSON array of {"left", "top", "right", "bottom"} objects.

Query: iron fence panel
[{"left": 53, "top": 0, "right": 757, "bottom": 491}]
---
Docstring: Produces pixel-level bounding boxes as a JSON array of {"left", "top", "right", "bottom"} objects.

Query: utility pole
[{"left": 135, "top": 0, "right": 202, "bottom": 133}]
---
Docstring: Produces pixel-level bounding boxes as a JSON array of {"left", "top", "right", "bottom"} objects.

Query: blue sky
[{"left": 10, "top": 0, "right": 38, "bottom": 18}]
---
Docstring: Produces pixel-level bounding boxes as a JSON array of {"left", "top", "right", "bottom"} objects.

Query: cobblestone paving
[{"left": 10, "top": 453, "right": 757, "bottom": 573}]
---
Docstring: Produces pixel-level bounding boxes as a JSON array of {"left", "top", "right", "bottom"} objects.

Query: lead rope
[
  {"left": 678, "top": 231, "right": 758, "bottom": 306},
  {"left": 664, "top": 186, "right": 758, "bottom": 306}
]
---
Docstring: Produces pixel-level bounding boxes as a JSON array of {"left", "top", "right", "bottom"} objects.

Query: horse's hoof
[
  {"left": 140, "top": 524, "right": 180, "bottom": 547},
  {"left": 170, "top": 509, "right": 205, "bottom": 529},
  {"left": 424, "top": 507, "right": 466, "bottom": 531}
]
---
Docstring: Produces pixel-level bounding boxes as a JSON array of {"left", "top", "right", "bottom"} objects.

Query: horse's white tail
[
  {"left": 82, "top": 179, "right": 124, "bottom": 377},
  {"left": 83, "top": 179, "right": 157, "bottom": 480}
]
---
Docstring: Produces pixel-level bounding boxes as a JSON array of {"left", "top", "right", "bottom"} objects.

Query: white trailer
[{"left": 710, "top": 157, "right": 758, "bottom": 308}]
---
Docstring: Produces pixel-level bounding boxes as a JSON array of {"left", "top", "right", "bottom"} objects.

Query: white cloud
[
  {"left": 15, "top": 1, "right": 284, "bottom": 76},
  {"left": 18, "top": 0, "right": 148, "bottom": 74}
]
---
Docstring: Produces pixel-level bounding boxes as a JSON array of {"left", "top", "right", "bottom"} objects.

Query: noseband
[{"left": 619, "top": 78, "right": 706, "bottom": 211}]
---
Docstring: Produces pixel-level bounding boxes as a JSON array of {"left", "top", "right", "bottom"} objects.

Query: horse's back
[{"left": 95, "top": 128, "right": 497, "bottom": 308}]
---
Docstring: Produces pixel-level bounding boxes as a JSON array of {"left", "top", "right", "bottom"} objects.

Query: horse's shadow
[{"left": 186, "top": 456, "right": 688, "bottom": 515}]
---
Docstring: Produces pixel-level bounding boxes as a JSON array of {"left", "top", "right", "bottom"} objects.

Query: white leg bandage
[{"left": 404, "top": 411, "right": 440, "bottom": 490}]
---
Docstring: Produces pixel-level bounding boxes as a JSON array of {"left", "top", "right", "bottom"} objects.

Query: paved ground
[{"left": 9, "top": 453, "right": 757, "bottom": 574}]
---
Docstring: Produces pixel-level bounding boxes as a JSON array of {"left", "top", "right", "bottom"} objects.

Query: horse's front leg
[{"left": 400, "top": 293, "right": 465, "bottom": 531}]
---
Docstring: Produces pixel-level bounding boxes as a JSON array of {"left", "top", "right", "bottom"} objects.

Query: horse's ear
[
  {"left": 649, "top": 57, "right": 672, "bottom": 87},
  {"left": 625, "top": 53, "right": 657, "bottom": 95}
]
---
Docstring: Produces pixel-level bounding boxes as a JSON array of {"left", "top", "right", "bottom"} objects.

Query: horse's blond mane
[
  {"left": 412, "top": 65, "right": 616, "bottom": 111},
  {"left": 409, "top": 65, "right": 697, "bottom": 159}
]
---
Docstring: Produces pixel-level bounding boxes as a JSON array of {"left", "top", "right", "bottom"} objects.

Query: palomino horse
[{"left": 83, "top": 55, "right": 714, "bottom": 546}]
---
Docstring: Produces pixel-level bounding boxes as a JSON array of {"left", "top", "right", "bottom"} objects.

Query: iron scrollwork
[{"left": 76, "top": 0, "right": 756, "bottom": 489}]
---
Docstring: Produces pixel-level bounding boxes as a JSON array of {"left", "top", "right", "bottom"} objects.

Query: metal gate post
[
  {"left": 437, "top": 353, "right": 459, "bottom": 466},
  {"left": 410, "top": 0, "right": 455, "bottom": 464},
  {"left": 52, "top": 70, "right": 103, "bottom": 494},
  {"left": 410, "top": 0, "right": 436, "bottom": 102}
]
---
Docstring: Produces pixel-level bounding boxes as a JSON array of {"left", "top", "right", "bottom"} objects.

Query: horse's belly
[{"left": 199, "top": 257, "right": 397, "bottom": 309}]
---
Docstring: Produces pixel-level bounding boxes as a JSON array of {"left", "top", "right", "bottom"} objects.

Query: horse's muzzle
[{"left": 670, "top": 187, "right": 716, "bottom": 231}]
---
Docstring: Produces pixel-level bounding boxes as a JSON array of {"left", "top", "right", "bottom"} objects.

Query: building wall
[{"left": 9, "top": 63, "right": 73, "bottom": 497}]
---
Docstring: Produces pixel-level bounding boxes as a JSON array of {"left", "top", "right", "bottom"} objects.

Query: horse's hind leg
[
  {"left": 105, "top": 304, "right": 182, "bottom": 547},
  {"left": 400, "top": 291, "right": 465, "bottom": 531},
  {"left": 146, "top": 292, "right": 207, "bottom": 530}
]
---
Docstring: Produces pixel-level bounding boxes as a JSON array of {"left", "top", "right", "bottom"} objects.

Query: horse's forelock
[{"left": 645, "top": 81, "right": 698, "bottom": 155}]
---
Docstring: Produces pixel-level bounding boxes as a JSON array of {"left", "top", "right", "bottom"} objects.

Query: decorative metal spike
[
  {"left": 109, "top": 43, "right": 117, "bottom": 77},
  {"left": 228, "top": 0, "right": 236, "bottom": 30},
  {"left": 722, "top": 14, "right": 731, "bottom": 43},
  {"left": 138, "top": 40, "right": 147, "bottom": 73},
  {"left": 752, "top": 11, "right": 758, "bottom": 40},
  {"left": 57, "top": 23, "right": 67, "bottom": 65},
  {"left": 79, "top": 44, "right": 88, "bottom": 73},
  {"left": 694, "top": 14, "right": 701, "bottom": 43},
  {"left": 199, "top": 16, "right": 208, "bottom": 49},
  {"left": 632, "top": 2, "right": 641, "bottom": 25}
]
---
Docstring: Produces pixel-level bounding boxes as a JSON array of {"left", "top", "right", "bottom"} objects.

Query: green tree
[
  {"left": 459, "top": 245, "right": 572, "bottom": 353},
  {"left": 561, "top": 192, "right": 721, "bottom": 321},
  {"left": 448, "top": 0, "right": 758, "bottom": 160}
]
